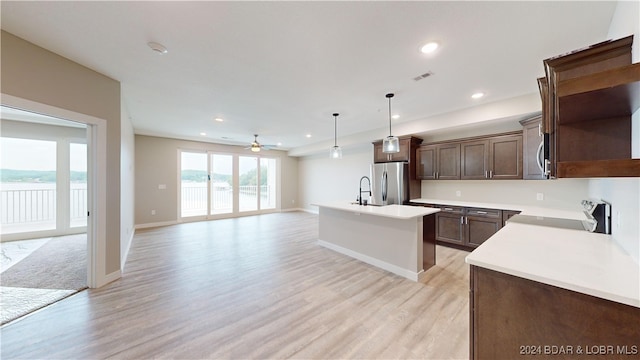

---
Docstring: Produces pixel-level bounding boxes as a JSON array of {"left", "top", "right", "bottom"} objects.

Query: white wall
[
  {"left": 421, "top": 179, "right": 589, "bottom": 211},
  {"left": 587, "top": 0, "right": 640, "bottom": 263},
  {"left": 120, "top": 103, "right": 135, "bottom": 269},
  {"left": 298, "top": 145, "right": 372, "bottom": 212}
]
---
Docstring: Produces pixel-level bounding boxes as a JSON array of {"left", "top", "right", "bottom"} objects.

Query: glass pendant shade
[
  {"left": 330, "top": 112, "right": 342, "bottom": 159},
  {"left": 330, "top": 145, "right": 342, "bottom": 159},
  {"left": 382, "top": 93, "right": 400, "bottom": 153},
  {"left": 383, "top": 135, "right": 400, "bottom": 153}
]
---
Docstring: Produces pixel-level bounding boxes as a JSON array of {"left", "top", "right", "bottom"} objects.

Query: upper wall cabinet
[
  {"left": 418, "top": 131, "right": 522, "bottom": 181},
  {"left": 542, "top": 35, "right": 640, "bottom": 178}
]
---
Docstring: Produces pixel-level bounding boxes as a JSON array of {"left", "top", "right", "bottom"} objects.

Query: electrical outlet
[
  {"left": 455, "top": 190, "right": 461, "bottom": 197},
  {"left": 616, "top": 211, "right": 621, "bottom": 228},
  {"left": 158, "top": 184, "right": 166, "bottom": 190},
  {"left": 151, "top": 210, "right": 156, "bottom": 215},
  {"left": 291, "top": 199, "right": 295, "bottom": 204},
  {"left": 536, "top": 193, "right": 544, "bottom": 201}
]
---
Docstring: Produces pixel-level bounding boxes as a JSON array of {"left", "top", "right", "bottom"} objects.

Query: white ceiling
[{"left": 0, "top": 1, "right": 618, "bottom": 152}]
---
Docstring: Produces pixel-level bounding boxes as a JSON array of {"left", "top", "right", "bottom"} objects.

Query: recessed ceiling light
[
  {"left": 306, "top": 134, "right": 312, "bottom": 138},
  {"left": 214, "top": 118, "right": 224, "bottom": 122},
  {"left": 392, "top": 114, "right": 400, "bottom": 120},
  {"left": 471, "top": 92, "right": 485, "bottom": 99},
  {"left": 420, "top": 42, "right": 439, "bottom": 54},
  {"left": 200, "top": 132, "right": 207, "bottom": 136},
  {"left": 277, "top": 142, "right": 282, "bottom": 146},
  {"left": 148, "top": 42, "right": 168, "bottom": 54}
]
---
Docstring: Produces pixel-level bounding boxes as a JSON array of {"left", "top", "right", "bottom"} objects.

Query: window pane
[
  {"left": 70, "top": 143, "right": 87, "bottom": 228},
  {"left": 260, "top": 158, "right": 276, "bottom": 210},
  {"left": 211, "top": 154, "right": 233, "bottom": 215},
  {"left": 1, "top": 137, "right": 57, "bottom": 234},
  {"left": 239, "top": 156, "right": 258, "bottom": 212},
  {"left": 181, "top": 152, "right": 208, "bottom": 217}
]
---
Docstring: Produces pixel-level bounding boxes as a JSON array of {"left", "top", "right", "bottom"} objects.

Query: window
[
  {"left": 180, "top": 151, "right": 208, "bottom": 217},
  {"left": 210, "top": 154, "right": 233, "bottom": 215},
  {"left": 1, "top": 138, "right": 57, "bottom": 234}
]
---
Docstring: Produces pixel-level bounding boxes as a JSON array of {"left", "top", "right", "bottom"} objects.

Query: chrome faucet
[{"left": 359, "top": 176, "right": 371, "bottom": 205}]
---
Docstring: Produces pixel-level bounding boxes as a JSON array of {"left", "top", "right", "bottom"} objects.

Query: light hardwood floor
[{"left": 0, "top": 212, "right": 470, "bottom": 359}]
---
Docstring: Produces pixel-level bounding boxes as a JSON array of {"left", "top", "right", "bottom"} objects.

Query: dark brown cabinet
[
  {"left": 460, "top": 140, "right": 488, "bottom": 180},
  {"left": 435, "top": 207, "right": 465, "bottom": 246},
  {"left": 541, "top": 35, "right": 640, "bottom": 178},
  {"left": 520, "top": 116, "right": 545, "bottom": 180},
  {"left": 489, "top": 134, "right": 523, "bottom": 179},
  {"left": 464, "top": 208, "right": 502, "bottom": 248},
  {"left": 470, "top": 266, "right": 640, "bottom": 360},
  {"left": 435, "top": 206, "right": 502, "bottom": 249},
  {"left": 422, "top": 132, "right": 523, "bottom": 181},
  {"left": 416, "top": 143, "right": 460, "bottom": 180}
]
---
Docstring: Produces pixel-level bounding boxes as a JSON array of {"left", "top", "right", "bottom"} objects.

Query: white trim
[
  {"left": 120, "top": 229, "right": 135, "bottom": 272},
  {"left": 318, "top": 239, "right": 423, "bottom": 281},
  {"left": 301, "top": 207, "right": 319, "bottom": 214},
  {"left": 280, "top": 207, "right": 308, "bottom": 213},
  {"left": 102, "top": 269, "right": 122, "bottom": 285},
  {"left": 135, "top": 220, "right": 179, "bottom": 229},
  {"left": 1, "top": 94, "right": 108, "bottom": 289}
]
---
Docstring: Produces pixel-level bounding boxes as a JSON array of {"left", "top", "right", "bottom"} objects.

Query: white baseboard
[
  {"left": 318, "top": 239, "right": 423, "bottom": 282},
  {"left": 281, "top": 207, "right": 316, "bottom": 214},
  {"left": 135, "top": 220, "right": 178, "bottom": 229},
  {"left": 97, "top": 269, "right": 122, "bottom": 288}
]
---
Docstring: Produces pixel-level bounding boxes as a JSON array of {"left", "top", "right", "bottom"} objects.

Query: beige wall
[
  {"left": 135, "top": 135, "right": 299, "bottom": 226},
  {"left": 1, "top": 31, "right": 122, "bottom": 275}
]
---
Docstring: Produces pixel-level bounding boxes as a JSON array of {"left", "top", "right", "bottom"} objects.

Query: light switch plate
[
  {"left": 158, "top": 184, "right": 167, "bottom": 190},
  {"left": 536, "top": 193, "right": 544, "bottom": 201}
]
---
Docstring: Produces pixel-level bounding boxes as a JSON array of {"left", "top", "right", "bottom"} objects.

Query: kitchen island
[{"left": 312, "top": 202, "right": 440, "bottom": 281}]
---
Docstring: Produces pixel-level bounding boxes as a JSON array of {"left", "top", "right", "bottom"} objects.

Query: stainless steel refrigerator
[{"left": 370, "top": 162, "right": 409, "bottom": 206}]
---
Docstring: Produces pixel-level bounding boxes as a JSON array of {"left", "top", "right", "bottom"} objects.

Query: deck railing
[
  {"left": 181, "top": 184, "right": 274, "bottom": 215},
  {"left": 0, "top": 186, "right": 87, "bottom": 226}
]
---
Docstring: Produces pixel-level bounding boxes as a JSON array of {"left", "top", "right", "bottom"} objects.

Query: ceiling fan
[{"left": 245, "top": 134, "right": 277, "bottom": 152}]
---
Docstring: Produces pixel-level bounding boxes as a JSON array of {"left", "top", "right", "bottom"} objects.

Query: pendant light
[
  {"left": 330, "top": 113, "right": 342, "bottom": 159},
  {"left": 382, "top": 93, "right": 400, "bottom": 153}
]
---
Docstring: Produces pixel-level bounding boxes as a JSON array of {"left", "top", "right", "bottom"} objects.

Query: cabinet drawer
[
  {"left": 466, "top": 208, "right": 501, "bottom": 218},
  {"left": 438, "top": 206, "right": 464, "bottom": 214}
]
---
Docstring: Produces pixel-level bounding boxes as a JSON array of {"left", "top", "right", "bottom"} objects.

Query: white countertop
[
  {"left": 312, "top": 202, "right": 440, "bottom": 219},
  {"left": 411, "top": 198, "right": 586, "bottom": 220},
  {"left": 465, "top": 222, "right": 640, "bottom": 308}
]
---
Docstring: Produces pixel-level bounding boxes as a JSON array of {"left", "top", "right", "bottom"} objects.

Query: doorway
[{"left": 0, "top": 106, "right": 90, "bottom": 324}]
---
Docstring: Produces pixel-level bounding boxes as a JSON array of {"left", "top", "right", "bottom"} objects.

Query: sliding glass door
[
  {"left": 180, "top": 151, "right": 208, "bottom": 217},
  {"left": 180, "top": 151, "right": 278, "bottom": 220},
  {"left": 210, "top": 154, "right": 232, "bottom": 215}
]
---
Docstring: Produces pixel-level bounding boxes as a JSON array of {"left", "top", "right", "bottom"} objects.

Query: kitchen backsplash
[{"left": 420, "top": 179, "right": 589, "bottom": 211}]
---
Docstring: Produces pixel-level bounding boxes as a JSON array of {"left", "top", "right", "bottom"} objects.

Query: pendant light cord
[
  {"left": 333, "top": 113, "right": 339, "bottom": 147},
  {"left": 386, "top": 93, "right": 394, "bottom": 136}
]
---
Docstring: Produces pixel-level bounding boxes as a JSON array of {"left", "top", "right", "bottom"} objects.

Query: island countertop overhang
[{"left": 312, "top": 202, "right": 440, "bottom": 219}]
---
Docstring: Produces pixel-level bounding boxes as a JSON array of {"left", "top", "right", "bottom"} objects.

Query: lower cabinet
[
  {"left": 436, "top": 206, "right": 502, "bottom": 250},
  {"left": 470, "top": 266, "right": 640, "bottom": 360}
]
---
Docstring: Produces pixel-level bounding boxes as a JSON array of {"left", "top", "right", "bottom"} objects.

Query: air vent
[{"left": 413, "top": 71, "right": 434, "bottom": 81}]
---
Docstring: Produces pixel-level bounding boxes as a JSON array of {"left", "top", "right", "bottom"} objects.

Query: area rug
[
  {"left": 0, "top": 234, "right": 87, "bottom": 325},
  {"left": 1, "top": 234, "right": 87, "bottom": 290},
  {"left": 0, "top": 287, "right": 76, "bottom": 325}
]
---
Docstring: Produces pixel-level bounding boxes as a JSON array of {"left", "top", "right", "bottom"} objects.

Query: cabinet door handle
[
  {"left": 460, "top": 217, "right": 464, "bottom": 225},
  {"left": 444, "top": 207, "right": 454, "bottom": 211},
  {"left": 538, "top": 123, "right": 543, "bottom": 137},
  {"left": 485, "top": 171, "right": 488, "bottom": 179},
  {"left": 436, "top": 171, "right": 439, "bottom": 179},
  {"left": 476, "top": 211, "right": 487, "bottom": 215},
  {"left": 489, "top": 170, "right": 493, "bottom": 179},
  {"left": 465, "top": 216, "right": 468, "bottom": 225}
]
